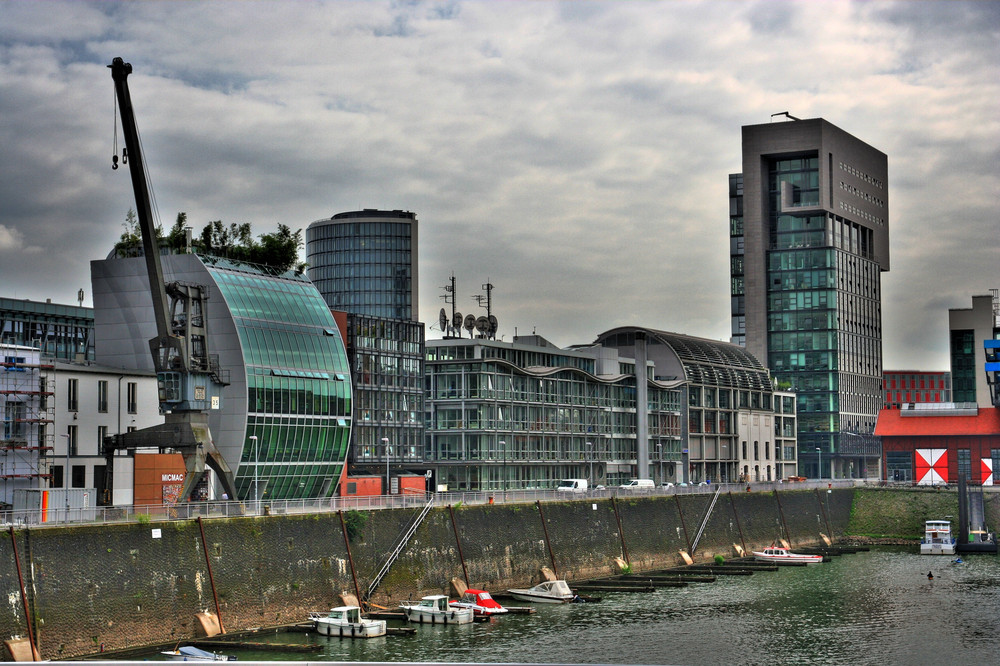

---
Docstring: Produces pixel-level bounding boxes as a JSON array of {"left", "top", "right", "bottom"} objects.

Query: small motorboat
[
  {"left": 506, "top": 579, "right": 575, "bottom": 603},
  {"left": 752, "top": 545, "right": 823, "bottom": 564},
  {"left": 161, "top": 646, "right": 236, "bottom": 662},
  {"left": 450, "top": 588, "right": 508, "bottom": 616},
  {"left": 399, "top": 594, "right": 474, "bottom": 624},
  {"left": 309, "top": 605, "right": 387, "bottom": 638}
]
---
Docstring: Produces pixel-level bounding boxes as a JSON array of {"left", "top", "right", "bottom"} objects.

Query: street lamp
[
  {"left": 816, "top": 446, "right": 822, "bottom": 480},
  {"left": 587, "top": 441, "right": 593, "bottom": 488},
  {"left": 382, "top": 437, "right": 390, "bottom": 496},
  {"left": 499, "top": 440, "right": 506, "bottom": 500},
  {"left": 60, "top": 433, "right": 71, "bottom": 519},
  {"left": 656, "top": 442, "right": 662, "bottom": 485},
  {"left": 249, "top": 435, "right": 258, "bottom": 506}
]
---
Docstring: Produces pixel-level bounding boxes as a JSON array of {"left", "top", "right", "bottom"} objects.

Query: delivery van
[
  {"left": 556, "top": 479, "right": 589, "bottom": 493},
  {"left": 619, "top": 478, "right": 655, "bottom": 491}
]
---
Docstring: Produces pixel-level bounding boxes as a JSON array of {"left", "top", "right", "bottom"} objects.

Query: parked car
[{"left": 660, "top": 482, "right": 675, "bottom": 489}]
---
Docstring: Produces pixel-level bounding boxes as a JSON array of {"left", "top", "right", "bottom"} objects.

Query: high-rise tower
[
  {"left": 306, "top": 209, "right": 418, "bottom": 321},
  {"left": 730, "top": 117, "right": 888, "bottom": 479}
]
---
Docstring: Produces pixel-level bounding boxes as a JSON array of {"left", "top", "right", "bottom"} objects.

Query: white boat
[
  {"left": 921, "top": 519, "right": 957, "bottom": 555},
  {"left": 161, "top": 646, "right": 236, "bottom": 662},
  {"left": 399, "top": 594, "right": 474, "bottom": 624},
  {"left": 309, "top": 605, "right": 387, "bottom": 638},
  {"left": 752, "top": 546, "right": 824, "bottom": 564},
  {"left": 506, "top": 579, "right": 575, "bottom": 603},
  {"left": 450, "top": 588, "right": 508, "bottom": 616}
]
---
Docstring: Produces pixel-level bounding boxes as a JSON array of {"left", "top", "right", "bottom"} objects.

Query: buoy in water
[{"left": 927, "top": 571, "right": 934, "bottom": 580}]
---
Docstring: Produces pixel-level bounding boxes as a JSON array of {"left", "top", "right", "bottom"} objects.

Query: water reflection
[{"left": 167, "top": 548, "right": 1000, "bottom": 665}]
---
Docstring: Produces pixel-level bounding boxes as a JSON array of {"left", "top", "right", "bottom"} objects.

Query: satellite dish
[
  {"left": 438, "top": 308, "right": 447, "bottom": 332},
  {"left": 488, "top": 315, "right": 498, "bottom": 336},
  {"left": 453, "top": 311, "right": 463, "bottom": 329},
  {"left": 475, "top": 316, "right": 490, "bottom": 334},
  {"left": 464, "top": 314, "right": 476, "bottom": 332}
]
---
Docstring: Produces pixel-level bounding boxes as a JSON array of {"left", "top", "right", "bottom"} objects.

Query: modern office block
[
  {"left": 949, "top": 290, "right": 1000, "bottom": 408},
  {"left": 731, "top": 117, "right": 888, "bottom": 479},
  {"left": 306, "top": 209, "right": 419, "bottom": 321}
]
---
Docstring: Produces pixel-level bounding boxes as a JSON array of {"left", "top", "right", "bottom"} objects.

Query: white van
[
  {"left": 556, "top": 479, "right": 589, "bottom": 493},
  {"left": 619, "top": 479, "right": 655, "bottom": 491}
]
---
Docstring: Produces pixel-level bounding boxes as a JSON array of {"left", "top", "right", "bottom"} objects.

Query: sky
[{"left": 1, "top": 0, "right": 998, "bottom": 371}]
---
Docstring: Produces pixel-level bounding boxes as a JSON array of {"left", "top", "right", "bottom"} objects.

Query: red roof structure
[{"left": 876, "top": 408, "right": 1000, "bottom": 437}]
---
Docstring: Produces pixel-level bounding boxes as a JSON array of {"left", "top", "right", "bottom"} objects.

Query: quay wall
[{"left": 0, "top": 486, "right": 941, "bottom": 659}]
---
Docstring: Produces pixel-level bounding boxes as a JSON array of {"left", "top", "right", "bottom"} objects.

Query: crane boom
[
  {"left": 105, "top": 57, "right": 238, "bottom": 503},
  {"left": 108, "top": 58, "right": 183, "bottom": 373}
]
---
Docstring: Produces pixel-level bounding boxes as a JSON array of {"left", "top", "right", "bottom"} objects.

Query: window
[
  {"left": 98, "top": 380, "right": 109, "bottom": 413},
  {"left": 98, "top": 425, "right": 108, "bottom": 453},
  {"left": 71, "top": 465, "right": 86, "bottom": 489},
  {"left": 127, "top": 382, "right": 138, "bottom": 414},
  {"left": 66, "top": 425, "right": 78, "bottom": 457},
  {"left": 67, "top": 378, "right": 78, "bottom": 412}
]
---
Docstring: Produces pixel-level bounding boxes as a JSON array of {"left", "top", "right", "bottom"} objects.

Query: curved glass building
[
  {"left": 92, "top": 253, "right": 352, "bottom": 500},
  {"left": 306, "top": 210, "right": 418, "bottom": 321}
]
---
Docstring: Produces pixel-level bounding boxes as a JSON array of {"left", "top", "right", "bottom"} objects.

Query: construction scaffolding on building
[{"left": 0, "top": 345, "right": 54, "bottom": 506}]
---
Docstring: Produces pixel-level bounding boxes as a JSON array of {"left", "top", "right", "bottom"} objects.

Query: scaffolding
[{"left": 0, "top": 354, "right": 55, "bottom": 503}]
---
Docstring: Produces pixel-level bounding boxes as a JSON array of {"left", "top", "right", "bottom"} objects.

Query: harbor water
[{"left": 146, "top": 547, "right": 1000, "bottom": 665}]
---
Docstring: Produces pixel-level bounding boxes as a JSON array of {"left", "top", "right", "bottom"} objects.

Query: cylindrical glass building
[{"left": 306, "top": 209, "right": 418, "bottom": 321}]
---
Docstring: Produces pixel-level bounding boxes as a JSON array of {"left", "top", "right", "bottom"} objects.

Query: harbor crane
[{"left": 102, "top": 57, "right": 238, "bottom": 502}]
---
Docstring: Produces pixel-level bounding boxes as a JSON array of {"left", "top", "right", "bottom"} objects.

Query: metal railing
[{"left": 1, "top": 479, "right": 864, "bottom": 528}]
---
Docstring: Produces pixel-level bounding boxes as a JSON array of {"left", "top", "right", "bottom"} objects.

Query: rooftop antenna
[
  {"left": 473, "top": 280, "right": 498, "bottom": 339},
  {"left": 771, "top": 111, "right": 800, "bottom": 121},
  {"left": 440, "top": 273, "right": 460, "bottom": 338}
]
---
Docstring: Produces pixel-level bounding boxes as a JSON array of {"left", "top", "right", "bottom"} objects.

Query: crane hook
[{"left": 112, "top": 154, "right": 119, "bottom": 170}]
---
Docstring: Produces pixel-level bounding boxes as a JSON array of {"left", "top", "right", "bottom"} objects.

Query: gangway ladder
[
  {"left": 364, "top": 495, "right": 436, "bottom": 603},
  {"left": 690, "top": 484, "right": 724, "bottom": 555}
]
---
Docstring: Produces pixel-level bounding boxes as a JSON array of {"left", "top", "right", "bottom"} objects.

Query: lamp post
[
  {"left": 60, "top": 433, "right": 70, "bottom": 520},
  {"left": 249, "top": 435, "right": 258, "bottom": 507},
  {"left": 382, "top": 437, "right": 390, "bottom": 496},
  {"left": 499, "top": 440, "right": 506, "bottom": 500},
  {"left": 587, "top": 441, "right": 593, "bottom": 488},
  {"left": 656, "top": 442, "right": 662, "bottom": 485},
  {"left": 816, "top": 446, "right": 822, "bottom": 480}
]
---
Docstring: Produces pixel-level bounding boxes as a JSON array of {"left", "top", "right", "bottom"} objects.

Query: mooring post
[
  {"left": 9, "top": 526, "right": 38, "bottom": 661},
  {"left": 727, "top": 491, "right": 748, "bottom": 556},
  {"left": 447, "top": 504, "right": 471, "bottom": 588},
  {"left": 196, "top": 517, "right": 225, "bottom": 633},
  {"left": 535, "top": 500, "right": 558, "bottom": 578},
  {"left": 337, "top": 511, "right": 364, "bottom": 608},
  {"left": 673, "top": 494, "right": 692, "bottom": 555},
  {"left": 610, "top": 496, "right": 631, "bottom": 567},
  {"left": 814, "top": 488, "right": 833, "bottom": 539},
  {"left": 772, "top": 490, "right": 791, "bottom": 547}
]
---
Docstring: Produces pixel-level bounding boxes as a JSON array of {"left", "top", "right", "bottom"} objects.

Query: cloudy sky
[{"left": 1, "top": 1, "right": 997, "bottom": 370}]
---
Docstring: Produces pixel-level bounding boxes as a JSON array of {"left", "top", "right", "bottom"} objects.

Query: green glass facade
[{"left": 207, "top": 264, "right": 353, "bottom": 500}]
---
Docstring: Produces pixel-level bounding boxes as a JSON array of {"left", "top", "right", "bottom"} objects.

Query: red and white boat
[
  {"left": 450, "top": 589, "right": 509, "bottom": 616},
  {"left": 752, "top": 545, "right": 823, "bottom": 564}
]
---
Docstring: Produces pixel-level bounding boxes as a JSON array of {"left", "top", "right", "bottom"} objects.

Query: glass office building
[
  {"left": 425, "top": 335, "right": 683, "bottom": 491},
  {"left": 732, "top": 118, "right": 888, "bottom": 479},
  {"left": 0, "top": 296, "right": 94, "bottom": 361},
  {"left": 306, "top": 210, "right": 418, "bottom": 321},
  {"left": 92, "top": 253, "right": 353, "bottom": 500}
]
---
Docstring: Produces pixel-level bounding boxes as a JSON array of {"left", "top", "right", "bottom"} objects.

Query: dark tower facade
[{"left": 731, "top": 118, "right": 888, "bottom": 480}]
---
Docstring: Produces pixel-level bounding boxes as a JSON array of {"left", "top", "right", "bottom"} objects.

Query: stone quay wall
[{"left": 0, "top": 486, "right": 924, "bottom": 659}]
